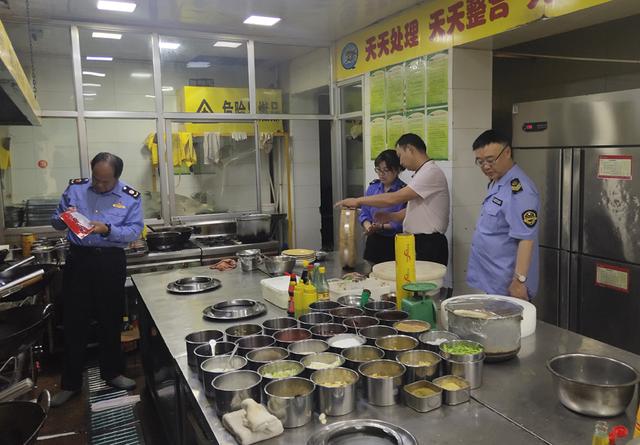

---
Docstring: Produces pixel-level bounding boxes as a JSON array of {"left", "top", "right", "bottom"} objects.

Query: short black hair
[
  {"left": 91, "top": 152, "right": 124, "bottom": 178},
  {"left": 395, "top": 133, "right": 426, "bottom": 153},
  {"left": 472, "top": 129, "right": 511, "bottom": 150},
  {"left": 375, "top": 149, "right": 403, "bottom": 171}
]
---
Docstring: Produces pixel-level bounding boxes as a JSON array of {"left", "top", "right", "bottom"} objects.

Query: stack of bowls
[{"left": 439, "top": 340, "right": 485, "bottom": 389}]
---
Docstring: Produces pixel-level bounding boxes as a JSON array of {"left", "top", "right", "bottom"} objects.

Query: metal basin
[
  {"left": 311, "top": 323, "right": 348, "bottom": 340},
  {"left": 311, "top": 367, "right": 359, "bottom": 416},
  {"left": 299, "top": 312, "right": 334, "bottom": 330},
  {"left": 273, "top": 328, "right": 312, "bottom": 348},
  {"left": 359, "top": 325, "right": 398, "bottom": 346},
  {"left": 375, "top": 335, "right": 418, "bottom": 360},
  {"left": 201, "top": 355, "right": 247, "bottom": 398},
  {"left": 288, "top": 339, "right": 329, "bottom": 361},
  {"left": 375, "top": 310, "right": 409, "bottom": 327},
  {"left": 235, "top": 335, "right": 276, "bottom": 356},
  {"left": 264, "top": 377, "right": 315, "bottom": 428},
  {"left": 363, "top": 300, "right": 396, "bottom": 317},
  {"left": 329, "top": 307, "right": 364, "bottom": 324},
  {"left": 211, "top": 370, "right": 261, "bottom": 416},
  {"left": 309, "top": 300, "right": 341, "bottom": 314},
  {"left": 343, "top": 316, "right": 379, "bottom": 334},
  {"left": 246, "top": 346, "right": 289, "bottom": 370},
  {"left": 262, "top": 317, "right": 298, "bottom": 336},
  {"left": 185, "top": 330, "right": 224, "bottom": 368},
  {"left": 263, "top": 255, "right": 296, "bottom": 275},
  {"left": 337, "top": 294, "right": 376, "bottom": 308},
  {"left": 547, "top": 353, "right": 639, "bottom": 417},
  {"left": 225, "top": 323, "right": 263, "bottom": 343}
]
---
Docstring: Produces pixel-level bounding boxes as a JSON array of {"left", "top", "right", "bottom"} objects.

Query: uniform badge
[
  {"left": 522, "top": 210, "right": 538, "bottom": 227},
  {"left": 69, "top": 178, "right": 89, "bottom": 185},
  {"left": 511, "top": 178, "right": 523, "bottom": 194},
  {"left": 122, "top": 185, "right": 140, "bottom": 199},
  {"left": 113, "top": 202, "right": 126, "bottom": 209},
  {"left": 492, "top": 197, "right": 503, "bottom": 206}
]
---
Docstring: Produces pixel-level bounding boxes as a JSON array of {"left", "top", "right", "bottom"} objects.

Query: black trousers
[
  {"left": 61, "top": 245, "right": 126, "bottom": 390},
  {"left": 363, "top": 233, "right": 396, "bottom": 265},
  {"left": 414, "top": 233, "right": 448, "bottom": 266}
]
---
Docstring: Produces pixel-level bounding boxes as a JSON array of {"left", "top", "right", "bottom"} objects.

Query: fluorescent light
[
  {"left": 83, "top": 71, "right": 106, "bottom": 77},
  {"left": 130, "top": 72, "right": 152, "bottom": 78},
  {"left": 161, "top": 86, "right": 173, "bottom": 92},
  {"left": 86, "top": 56, "right": 113, "bottom": 61},
  {"left": 145, "top": 94, "right": 155, "bottom": 98},
  {"left": 213, "top": 41, "right": 242, "bottom": 48},
  {"left": 159, "top": 41, "right": 180, "bottom": 50},
  {"left": 186, "top": 61, "right": 210, "bottom": 68},
  {"left": 83, "top": 83, "right": 102, "bottom": 87},
  {"left": 96, "top": 1, "right": 137, "bottom": 13},
  {"left": 83, "top": 93, "right": 97, "bottom": 97},
  {"left": 92, "top": 32, "right": 122, "bottom": 40},
  {"left": 243, "top": 15, "right": 281, "bottom": 26}
]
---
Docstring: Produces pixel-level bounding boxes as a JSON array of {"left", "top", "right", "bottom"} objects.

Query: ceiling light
[
  {"left": 213, "top": 41, "right": 242, "bottom": 48},
  {"left": 92, "top": 32, "right": 122, "bottom": 40},
  {"left": 83, "top": 93, "right": 97, "bottom": 97},
  {"left": 130, "top": 72, "right": 152, "bottom": 78},
  {"left": 243, "top": 15, "right": 281, "bottom": 26},
  {"left": 145, "top": 94, "right": 156, "bottom": 98},
  {"left": 83, "top": 83, "right": 102, "bottom": 87},
  {"left": 83, "top": 71, "right": 106, "bottom": 77},
  {"left": 159, "top": 41, "right": 180, "bottom": 50},
  {"left": 186, "top": 61, "right": 210, "bottom": 68},
  {"left": 86, "top": 56, "right": 113, "bottom": 61},
  {"left": 96, "top": 1, "right": 136, "bottom": 13},
  {"left": 161, "top": 86, "right": 173, "bottom": 92}
]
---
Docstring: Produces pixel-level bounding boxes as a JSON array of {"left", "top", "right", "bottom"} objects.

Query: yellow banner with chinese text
[{"left": 544, "top": 0, "right": 612, "bottom": 17}]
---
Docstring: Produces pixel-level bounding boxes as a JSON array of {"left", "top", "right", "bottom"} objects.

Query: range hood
[{"left": 0, "top": 20, "right": 40, "bottom": 125}]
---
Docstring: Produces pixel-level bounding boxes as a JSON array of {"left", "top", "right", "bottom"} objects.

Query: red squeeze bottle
[{"left": 287, "top": 273, "right": 297, "bottom": 318}]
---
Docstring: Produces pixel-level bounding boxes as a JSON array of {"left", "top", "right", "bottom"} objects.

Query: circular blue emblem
[{"left": 341, "top": 42, "right": 358, "bottom": 70}]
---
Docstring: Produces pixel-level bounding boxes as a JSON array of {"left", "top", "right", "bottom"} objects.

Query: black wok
[
  {"left": 0, "top": 304, "right": 52, "bottom": 360},
  {"left": 0, "top": 390, "right": 49, "bottom": 445},
  {"left": 0, "top": 265, "right": 58, "bottom": 302},
  {"left": 150, "top": 225, "right": 193, "bottom": 244},
  {"left": 146, "top": 231, "right": 182, "bottom": 251}
]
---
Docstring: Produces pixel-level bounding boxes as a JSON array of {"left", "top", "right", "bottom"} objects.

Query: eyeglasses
[
  {"left": 475, "top": 144, "right": 509, "bottom": 167},
  {"left": 374, "top": 167, "right": 393, "bottom": 175}
]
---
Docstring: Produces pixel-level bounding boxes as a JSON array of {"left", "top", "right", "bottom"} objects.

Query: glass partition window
[
  {"left": 0, "top": 119, "right": 80, "bottom": 227},
  {"left": 159, "top": 36, "right": 248, "bottom": 113},
  {"left": 342, "top": 119, "right": 364, "bottom": 198},
  {"left": 86, "top": 119, "right": 160, "bottom": 219},
  {"left": 4, "top": 24, "right": 75, "bottom": 111},
  {"left": 255, "top": 44, "right": 330, "bottom": 115},
  {"left": 340, "top": 82, "right": 363, "bottom": 114},
  {"left": 79, "top": 29, "right": 155, "bottom": 111}
]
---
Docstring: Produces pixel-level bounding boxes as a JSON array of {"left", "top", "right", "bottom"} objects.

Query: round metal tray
[
  {"left": 166, "top": 276, "right": 222, "bottom": 294},
  {"left": 307, "top": 419, "right": 417, "bottom": 445},
  {"left": 202, "top": 299, "right": 267, "bottom": 321}
]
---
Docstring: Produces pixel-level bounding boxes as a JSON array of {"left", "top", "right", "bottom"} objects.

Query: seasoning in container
[{"left": 394, "top": 320, "right": 430, "bottom": 333}]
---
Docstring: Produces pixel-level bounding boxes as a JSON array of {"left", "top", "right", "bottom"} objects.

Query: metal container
[
  {"left": 264, "top": 377, "right": 315, "bottom": 428},
  {"left": 375, "top": 335, "right": 419, "bottom": 360},
  {"left": 301, "top": 352, "right": 345, "bottom": 378},
  {"left": 263, "top": 255, "right": 296, "bottom": 275},
  {"left": 403, "top": 380, "right": 443, "bottom": 412},
  {"left": 329, "top": 306, "right": 364, "bottom": 324},
  {"left": 363, "top": 300, "right": 396, "bottom": 317},
  {"left": 443, "top": 357, "right": 484, "bottom": 389},
  {"left": 31, "top": 245, "right": 57, "bottom": 265},
  {"left": 359, "top": 325, "right": 398, "bottom": 346},
  {"left": 445, "top": 296, "right": 523, "bottom": 362},
  {"left": 288, "top": 339, "right": 329, "bottom": 361},
  {"left": 311, "top": 367, "right": 359, "bottom": 416},
  {"left": 237, "top": 249, "right": 262, "bottom": 272},
  {"left": 439, "top": 340, "right": 485, "bottom": 362},
  {"left": 393, "top": 320, "right": 431, "bottom": 339},
  {"left": 343, "top": 316, "right": 379, "bottom": 334},
  {"left": 236, "top": 214, "right": 271, "bottom": 243},
  {"left": 246, "top": 347, "right": 289, "bottom": 370},
  {"left": 201, "top": 356, "right": 247, "bottom": 398},
  {"left": 326, "top": 333, "right": 366, "bottom": 354},
  {"left": 299, "top": 312, "right": 334, "bottom": 330},
  {"left": 375, "top": 310, "right": 410, "bottom": 327},
  {"left": 397, "top": 350, "right": 441, "bottom": 383},
  {"left": 185, "top": 330, "right": 224, "bottom": 368},
  {"left": 235, "top": 335, "right": 276, "bottom": 356},
  {"left": 258, "top": 360, "right": 306, "bottom": 392},
  {"left": 433, "top": 375, "right": 470, "bottom": 405},
  {"left": 309, "top": 300, "right": 341, "bottom": 314},
  {"left": 212, "top": 370, "right": 261, "bottom": 416},
  {"left": 546, "top": 353, "right": 640, "bottom": 417},
  {"left": 146, "top": 231, "right": 182, "bottom": 251},
  {"left": 310, "top": 323, "right": 348, "bottom": 340},
  {"left": 341, "top": 345, "right": 385, "bottom": 373},
  {"left": 193, "top": 341, "right": 235, "bottom": 380},
  {"left": 225, "top": 323, "right": 263, "bottom": 343},
  {"left": 419, "top": 330, "right": 460, "bottom": 352},
  {"left": 273, "top": 328, "right": 312, "bottom": 348},
  {"left": 262, "top": 317, "right": 298, "bottom": 336},
  {"left": 337, "top": 294, "right": 376, "bottom": 308},
  {"left": 359, "top": 360, "right": 406, "bottom": 406}
]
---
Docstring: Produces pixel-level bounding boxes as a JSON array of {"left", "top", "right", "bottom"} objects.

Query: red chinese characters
[
  {"left": 466, "top": 0, "right": 487, "bottom": 28},
  {"left": 429, "top": 0, "right": 510, "bottom": 42},
  {"left": 364, "top": 19, "right": 420, "bottom": 62}
]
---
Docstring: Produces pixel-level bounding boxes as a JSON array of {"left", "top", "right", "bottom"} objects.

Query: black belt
[{"left": 70, "top": 244, "right": 123, "bottom": 255}]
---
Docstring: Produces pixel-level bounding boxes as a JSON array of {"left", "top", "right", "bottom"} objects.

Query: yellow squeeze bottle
[
  {"left": 302, "top": 283, "right": 317, "bottom": 315},
  {"left": 294, "top": 281, "right": 305, "bottom": 318}
]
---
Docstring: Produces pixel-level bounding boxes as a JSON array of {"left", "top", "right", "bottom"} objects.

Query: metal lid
[{"left": 445, "top": 296, "right": 523, "bottom": 319}]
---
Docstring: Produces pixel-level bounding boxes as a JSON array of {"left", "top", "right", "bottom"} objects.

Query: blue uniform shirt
[
  {"left": 466, "top": 164, "right": 540, "bottom": 298},
  {"left": 358, "top": 177, "right": 406, "bottom": 236},
  {"left": 51, "top": 178, "right": 144, "bottom": 248}
]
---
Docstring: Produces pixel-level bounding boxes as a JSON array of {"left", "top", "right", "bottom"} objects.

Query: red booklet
[{"left": 61, "top": 210, "right": 95, "bottom": 239}]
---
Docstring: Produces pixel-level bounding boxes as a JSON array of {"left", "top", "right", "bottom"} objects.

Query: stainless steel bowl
[
  {"left": 375, "top": 335, "right": 419, "bottom": 360},
  {"left": 547, "top": 353, "right": 640, "bottom": 417},
  {"left": 310, "top": 323, "right": 348, "bottom": 340},
  {"left": 246, "top": 346, "right": 289, "bottom": 370},
  {"left": 225, "top": 323, "right": 263, "bottom": 343},
  {"left": 359, "top": 325, "right": 398, "bottom": 346},
  {"left": 326, "top": 333, "right": 366, "bottom": 354},
  {"left": 262, "top": 317, "right": 298, "bottom": 336},
  {"left": 337, "top": 294, "right": 376, "bottom": 308},
  {"left": 359, "top": 359, "right": 406, "bottom": 406},
  {"left": 213, "top": 300, "right": 265, "bottom": 320},
  {"left": 273, "top": 328, "right": 312, "bottom": 348},
  {"left": 264, "top": 377, "right": 315, "bottom": 428},
  {"left": 343, "top": 316, "right": 379, "bottom": 334},
  {"left": 258, "top": 360, "right": 305, "bottom": 392},
  {"left": 397, "top": 350, "right": 441, "bottom": 383},
  {"left": 403, "top": 380, "right": 443, "bottom": 413},
  {"left": 193, "top": 341, "right": 235, "bottom": 381},
  {"left": 363, "top": 300, "right": 396, "bottom": 317},
  {"left": 185, "top": 330, "right": 224, "bottom": 368},
  {"left": 419, "top": 330, "right": 460, "bottom": 352},
  {"left": 201, "top": 355, "right": 247, "bottom": 398},
  {"left": 211, "top": 369, "right": 260, "bottom": 416},
  {"left": 288, "top": 339, "right": 329, "bottom": 361},
  {"left": 341, "top": 345, "right": 385, "bottom": 372},
  {"left": 309, "top": 300, "right": 341, "bottom": 314},
  {"left": 235, "top": 335, "right": 276, "bottom": 356},
  {"left": 375, "top": 310, "right": 410, "bottom": 327},
  {"left": 393, "top": 320, "right": 431, "bottom": 339},
  {"left": 301, "top": 352, "right": 345, "bottom": 378},
  {"left": 263, "top": 255, "right": 296, "bottom": 275},
  {"left": 433, "top": 375, "right": 470, "bottom": 405},
  {"left": 299, "top": 312, "right": 334, "bottom": 330},
  {"left": 329, "top": 306, "right": 364, "bottom": 324},
  {"left": 311, "top": 367, "right": 359, "bottom": 416}
]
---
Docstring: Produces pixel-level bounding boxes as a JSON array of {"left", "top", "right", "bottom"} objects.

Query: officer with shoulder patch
[
  {"left": 467, "top": 129, "right": 540, "bottom": 300},
  {"left": 49, "top": 152, "right": 144, "bottom": 406}
]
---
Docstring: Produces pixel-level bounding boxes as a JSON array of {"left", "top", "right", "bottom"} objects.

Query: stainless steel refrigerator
[{"left": 512, "top": 88, "right": 640, "bottom": 354}]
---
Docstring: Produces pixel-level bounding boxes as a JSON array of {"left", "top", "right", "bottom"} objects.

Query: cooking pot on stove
[
  {"left": 150, "top": 225, "right": 193, "bottom": 244},
  {"left": 236, "top": 214, "right": 271, "bottom": 243},
  {"left": 146, "top": 231, "right": 182, "bottom": 251}
]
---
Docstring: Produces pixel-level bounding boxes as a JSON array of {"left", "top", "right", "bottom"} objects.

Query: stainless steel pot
[
  {"left": 359, "top": 360, "right": 405, "bottom": 406},
  {"left": 201, "top": 355, "right": 247, "bottom": 398},
  {"left": 31, "top": 245, "right": 57, "bottom": 265},
  {"left": 185, "top": 330, "right": 224, "bottom": 368},
  {"left": 211, "top": 370, "right": 261, "bottom": 416},
  {"left": 311, "top": 367, "right": 359, "bottom": 416},
  {"left": 236, "top": 214, "right": 271, "bottom": 243},
  {"left": 237, "top": 249, "right": 262, "bottom": 272},
  {"left": 264, "top": 377, "right": 315, "bottom": 428},
  {"left": 445, "top": 296, "right": 523, "bottom": 362}
]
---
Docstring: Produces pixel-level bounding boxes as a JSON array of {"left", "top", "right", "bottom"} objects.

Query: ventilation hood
[{"left": 0, "top": 20, "right": 40, "bottom": 125}]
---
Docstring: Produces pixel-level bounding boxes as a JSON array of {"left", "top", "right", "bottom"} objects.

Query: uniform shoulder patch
[
  {"left": 122, "top": 185, "right": 140, "bottom": 199},
  {"left": 522, "top": 209, "right": 537, "bottom": 227},
  {"left": 511, "top": 178, "right": 523, "bottom": 194},
  {"left": 69, "top": 178, "right": 89, "bottom": 185}
]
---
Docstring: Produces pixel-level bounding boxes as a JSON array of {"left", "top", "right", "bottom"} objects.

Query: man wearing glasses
[{"left": 467, "top": 129, "right": 540, "bottom": 300}]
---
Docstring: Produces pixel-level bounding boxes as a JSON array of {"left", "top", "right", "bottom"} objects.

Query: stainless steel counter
[{"left": 132, "top": 260, "right": 639, "bottom": 445}]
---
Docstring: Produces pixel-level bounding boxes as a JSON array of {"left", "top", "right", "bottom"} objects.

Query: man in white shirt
[{"left": 335, "top": 133, "right": 450, "bottom": 265}]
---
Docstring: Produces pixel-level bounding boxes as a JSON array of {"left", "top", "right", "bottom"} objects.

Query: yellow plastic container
[
  {"left": 302, "top": 283, "right": 318, "bottom": 315},
  {"left": 394, "top": 233, "right": 416, "bottom": 308}
]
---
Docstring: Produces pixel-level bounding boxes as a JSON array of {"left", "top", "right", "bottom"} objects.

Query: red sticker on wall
[
  {"left": 595, "top": 263, "right": 629, "bottom": 293},
  {"left": 37, "top": 160, "right": 48, "bottom": 169}
]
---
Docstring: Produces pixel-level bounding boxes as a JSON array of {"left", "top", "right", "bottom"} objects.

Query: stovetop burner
[{"left": 193, "top": 236, "right": 241, "bottom": 248}]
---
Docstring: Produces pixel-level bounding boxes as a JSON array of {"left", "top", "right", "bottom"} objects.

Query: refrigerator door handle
[
  {"left": 568, "top": 253, "right": 580, "bottom": 331},
  {"left": 561, "top": 149, "right": 572, "bottom": 252},
  {"left": 570, "top": 148, "right": 583, "bottom": 254}
]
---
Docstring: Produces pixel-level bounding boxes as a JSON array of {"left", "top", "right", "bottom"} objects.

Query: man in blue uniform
[
  {"left": 467, "top": 130, "right": 539, "bottom": 300},
  {"left": 50, "top": 152, "right": 144, "bottom": 406}
]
